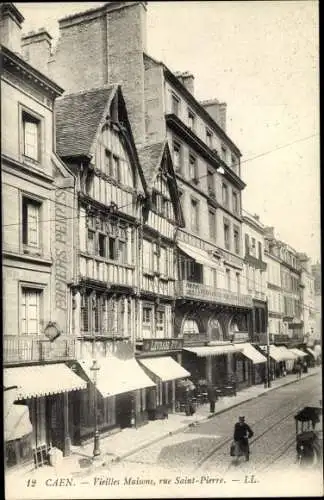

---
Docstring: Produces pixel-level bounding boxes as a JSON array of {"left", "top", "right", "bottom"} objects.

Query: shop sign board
[{"left": 142, "top": 338, "right": 184, "bottom": 352}]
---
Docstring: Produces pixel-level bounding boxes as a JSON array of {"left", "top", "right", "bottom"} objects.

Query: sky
[{"left": 16, "top": 1, "right": 320, "bottom": 262}]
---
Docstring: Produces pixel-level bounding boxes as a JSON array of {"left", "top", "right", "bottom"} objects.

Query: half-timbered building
[
  {"left": 55, "top": 84, "right": 156, "bottom": 441},
  {"left": 136, "top": 141, "right": 190, "bottom": 418}
]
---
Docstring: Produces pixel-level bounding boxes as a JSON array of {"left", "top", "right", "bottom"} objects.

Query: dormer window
[
  {"left": 221, "top": 145, "right": 227, "bottom": 163},
  {"left": 173, "top": 139, "right": 182, "bottom": 172},
  {"left": 188, "top": 109, "right": 195, "bottom": 131},
  {"left": 172, "top": 93, "right": 180, "bottom": 116},
  {"left": 206, "top": 129, "right": 213, "bottom": 148}
]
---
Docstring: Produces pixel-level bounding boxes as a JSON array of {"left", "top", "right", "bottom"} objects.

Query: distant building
[
  {"left": 311, "top": 261, "right": 321, "bottom": 344},
  {"left": 297, "top": 253, "right": 316, "bottom": 344},
  {"left": 264, "top": 228, "right": 285, "bottom": 342},
  {"left": 242, "top": 212, "right": 267, "bottom": 339}
]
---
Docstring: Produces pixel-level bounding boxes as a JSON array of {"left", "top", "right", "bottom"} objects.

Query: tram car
[{"left": 294, "top": 406, "right": 322, "bottom": 467}]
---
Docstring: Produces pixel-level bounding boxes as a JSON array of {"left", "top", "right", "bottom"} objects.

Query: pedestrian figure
[
  {"left": 207, "top": 384, "right": 217, "bottom": 413},
  {"left": 184, "top": 386, "right": 195, "bottom": 416},
  {"left": 296, "top": 362, "right": 302, "bottom": 379},
  {"left": 233, "top": 416, "right": 254, "bottom": 462}
]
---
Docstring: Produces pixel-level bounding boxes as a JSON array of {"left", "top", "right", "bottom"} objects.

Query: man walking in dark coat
[
  {"left": 233, "top": 416, "right": 254, "bottom": 461},
  {"left": 207, "top": 384, "right": 217, "bottom": 413}
]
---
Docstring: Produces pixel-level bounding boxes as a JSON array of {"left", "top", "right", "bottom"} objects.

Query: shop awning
[
  {"left": 4, "top": 364, "right": 87, "bottom": 400},
  {"left": 289, "top": 348, "right": 307, "bottom": 358},
  {"left": 178, "top": 241, "right": 218, "bottom": 270},
  {"left": 4, "top": 388, "right": 33, "bottom": 441},
  {"left": 274, "top": 345, "right": 297, "bottom": 361},
  {"left": 306, "top": 348, "right": 318, "bottom": 359},
  {"left": 184, "top": 344, "right": 244, "bottom": 357},
  {"left": 239, "top": 343, "right": 267, "bottom": 364},
  {"left": 78, "top": 356, "right": 156, "bottom": 398},
  {"left": 259, "top": 345, "right": 286, "bottom": 362},
  {"left": 138, "top": 357, "right": 190, "bottom": 382}
]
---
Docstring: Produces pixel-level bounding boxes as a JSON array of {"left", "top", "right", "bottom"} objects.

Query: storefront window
[
  {"left": 29, "top": 398, "right": 47, "bottom": 448},
  {"left": 80, "top": 388, "right": 116, "bottom": 431}
]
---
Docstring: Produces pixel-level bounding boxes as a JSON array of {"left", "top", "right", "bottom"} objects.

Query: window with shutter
[
  {"left": 21, "top": 288, "right": 42, "bottom": 335},
  {"left": 22, "top": 198, "right": 41, "bottom": 249},
  {"left": 245, "top": 234, "right": 250, "bottom": 255},
  {"left": 160, "top": 247, "right": 167, "bottom": 276},
  {"left": 156, "top": 310, "right": 165, "bottom": 335},
  {"left": 81, "top": 294, "right": 90, "bottom": 333},
  {"left": 23, "top": 114, "right": 40, "bottom": 161}
]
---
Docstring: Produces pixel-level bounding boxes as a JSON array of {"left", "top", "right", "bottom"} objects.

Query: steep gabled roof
[
  {"left": 137, "top": 141, "right": 165, "bottom": 188},
  {"left": 56, "top": 85, "right": 116, "bottom": 158},
  {"left": 138, "top": 140, "right": 185, "bottom": 227}
]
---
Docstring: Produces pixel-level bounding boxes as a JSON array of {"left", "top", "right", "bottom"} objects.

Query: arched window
[
  {"left": 182, "top": 319, "right": 199, "bottom": 335},
  {"left": 230, "top": 315, "right": 248, "bottom": 333}
]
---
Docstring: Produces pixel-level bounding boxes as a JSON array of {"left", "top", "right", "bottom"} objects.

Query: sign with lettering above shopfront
[
  {"left": 232, "top": 332, "right": 249, "bottom": 342},
  {"left": 142, "top": 338, "right": 184, "bottom": 352}
]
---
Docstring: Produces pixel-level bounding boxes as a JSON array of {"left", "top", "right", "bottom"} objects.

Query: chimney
[
  {"left": 0, "top": 2, "right": 24, "bottom": 54},
  {"left": 175, "top": 71, "right": 195, "bottom": 95},
  {"left": 50, "top": 1, "right": 147, "bottom": 147},
  {"left": 200, "top": 99, "right": 227, "bottom": 132},
  {"left": 264, "top": 226, "right": 275, "bottom": 239},
  {"left": 253, "top": 214, "right": 260, "bottom": 221},
  {"left": 21, "top": 28, "right": 52, "bottom": 74}
]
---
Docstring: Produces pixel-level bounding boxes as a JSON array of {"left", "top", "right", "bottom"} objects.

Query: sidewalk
[{"left": 12, "top": 366, "right": 321, "bottom": 480}]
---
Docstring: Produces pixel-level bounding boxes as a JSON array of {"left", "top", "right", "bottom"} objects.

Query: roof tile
[
  {"left": 137, "top": 141, "right": 166, "bottom": 186},
  {"left": 56, "top": 85, "right": 115, "bottom": 158}
]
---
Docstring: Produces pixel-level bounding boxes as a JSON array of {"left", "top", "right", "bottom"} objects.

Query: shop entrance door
[
  {"left": 49, "top": 394, "right": 65, "bottom": 452},
  {"left": 212, "top": 355, "right": 227, "bottom": 386},
  {"left": 116, "top": 392, "right": 132, "bottom": 428}
]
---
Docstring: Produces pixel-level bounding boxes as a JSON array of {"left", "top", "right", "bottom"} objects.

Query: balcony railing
[
  {"left": 183, "top": 332, "right": 209, "bottom": 345},
  {"left": 79, "top": 331, "right": 127, "bottom": 340},
  {"left": 253, "top": 290, "right": 267, "bottom": 301},
  {"left": 4, "top": 336, "right": 76, "bottom": 364},
  {"left": 177, "top": 280, "right": 253, "bottom": 308},
  {"left": 79, "top": 255, "right": 135, "bottom": 288}
]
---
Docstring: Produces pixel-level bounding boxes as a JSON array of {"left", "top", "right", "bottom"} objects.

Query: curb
[{"left": 71, "top": 370, "right": 319, "bottom": 477}]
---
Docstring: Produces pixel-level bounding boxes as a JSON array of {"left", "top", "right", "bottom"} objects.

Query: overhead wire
[{"left": 2, "top": 131, "right": 318, "bottom": 229}]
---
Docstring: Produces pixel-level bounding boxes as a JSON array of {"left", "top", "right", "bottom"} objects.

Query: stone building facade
[
  {"left": 20, "top": 0, "right": 264, "bottom": 392},
  {"left": 1, "top": 3, "right": 87, "bottom": 471}
]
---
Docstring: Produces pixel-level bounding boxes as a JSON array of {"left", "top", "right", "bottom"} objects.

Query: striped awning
[
  {"left": 306, "top": 348, "right": 318, "bottom": 359},
  {"left": 138, "top": 356, "right": 190, "bottom": 382},
  {"left": 239, "top": 343, "right": 267, "bottom": 364},
  {"left": 177, "top": 241, "right": 219, "bottom": 270},
  {"left": 4, "top": 364, "right": 87, "bottom": 400},
  {"left": 184, "top": 344, "right": 244, "bottom": 357},
  {"left": 78, "top": 356, "right": 156, "bottom": 398},
  {"left": 289, "top": 348, "right": 307, "bottom": 358},
  {"left": 275, "top": 345, "right": 297, "bottom": 361},
  {"left": 259, "top": 345, "right": 286, "bottom": 362}
]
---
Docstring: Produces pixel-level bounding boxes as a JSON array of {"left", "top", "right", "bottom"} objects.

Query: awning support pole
[
  {"left": 265, "top": 328, "right": 271, "bottom": 388},
  {"left": 63, "top": 392, "right": 71, "bottom": 457},
  {"left": 171, "top": 381, "right": 175, "bottom": 413}
]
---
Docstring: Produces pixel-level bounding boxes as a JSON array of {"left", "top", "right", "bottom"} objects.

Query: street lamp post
[
  {"left": 90, "top": 359, "right": 101, "bottom": 458},
  {"left": 266, "top": 328, "right": 272, "bottom": 388}
]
